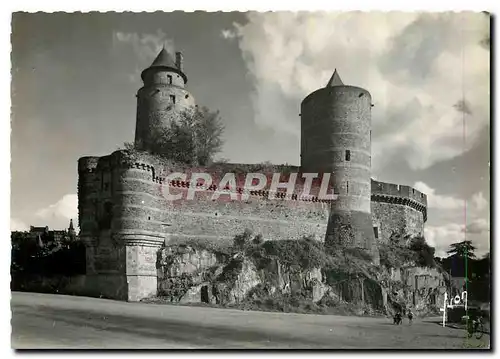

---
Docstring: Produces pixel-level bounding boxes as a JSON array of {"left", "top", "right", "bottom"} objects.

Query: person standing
[{"left": 407, "top": 308, "right": 414, "bottom": 325}]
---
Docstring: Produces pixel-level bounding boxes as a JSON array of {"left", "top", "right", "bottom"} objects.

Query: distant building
[{"left": 11, "top": 219, "right": 78, "bottom": 246}]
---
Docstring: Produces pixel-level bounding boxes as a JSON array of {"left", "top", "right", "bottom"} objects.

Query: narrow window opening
[
  {"left": 373, "top": 226, "right": 379, "bottom": 239},
  {"left": 185, "top": 94, "right": 189, "bottom": 99},
  {"left": 170, "top": 95, "right": 176, "bottom": 104},
  {"left": 345, "top": 150, "right": 351, "bottom": 161},
  {"left": 346, "top": 181, "right": 349, "bottom": 194},
  {"left": 148, "top": 216, "right": 151, "bottom": 220},
  {"left": 167, "top": 75, "right": 172, "bottom": 84}
]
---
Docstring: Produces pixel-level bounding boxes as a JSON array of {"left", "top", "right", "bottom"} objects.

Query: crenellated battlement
[
  {"left": 158, "top": 179, "right": 335, "bottom": 202},
  {"left": 371, "top": 179, "right": 427, "bottom": 222},
  {"left": 78, "top": 150, "right": 158, "bottom": 174}
]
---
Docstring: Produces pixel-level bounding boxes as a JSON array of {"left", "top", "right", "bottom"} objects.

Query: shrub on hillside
[
  {"left": 256, "top": 237, "right": 330, "bottom": 270},
  {"left": 409, "top": 236, "right": 436, "bottom": 268},
  {"left": 378, "top": 236, "right": 436, "bottom": 268}
]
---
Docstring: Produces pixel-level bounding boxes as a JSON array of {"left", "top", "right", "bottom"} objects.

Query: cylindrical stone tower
[
  {"left": 134, "top": 47, "right": 196, "bottom": 151},
  {"left": 300, "top": 70, "right": 375, "bottom": 255}
]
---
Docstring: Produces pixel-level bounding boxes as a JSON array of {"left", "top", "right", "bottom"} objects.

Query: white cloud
[
  {"left": 425, "top": 223, "right": 463, "bottom": 256},
  {"left": 114, "top": 29, "right": 176, "bottom": 82},
  {"left": 414, "top": 181, "right": 463, "bottom": 210},
  {"left": 414, "top": 181, "right": 490, "bottom": 256},
  {"left": 35, "top": 194, "right": 78, "bottom": 230},
  {"left": 114, "top": 29, "right": 175, "bottom": 61},
  {"left": 10, "top": 218, "right": 29, "bottom": 231},
  {"left": 414, "top": 182, "right": 489, "bottom": 214},
  {"left": 471, "top": 191, "right": 488, "bottom": 211},
  {"left": 465, "top": 218, "right": 490, "bottom": 235},
  {"left": 425, "top": 222, "right": 489, "bottom": 258},
  {"left": 228, "top": 12, "right": 490, "bottom": 170}
]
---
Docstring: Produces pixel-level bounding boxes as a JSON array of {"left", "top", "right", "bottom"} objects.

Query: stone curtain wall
[
  {"left": 79, "top": 151, "right": 334, "bottom": 248},
  {"left": 78, "top": 151, "right": 333, "bottom": 300},
  {"left": 104, "top": 151, "right": 331, "bottom": 244}
]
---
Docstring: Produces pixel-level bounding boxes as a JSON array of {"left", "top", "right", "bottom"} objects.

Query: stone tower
[
  {"left": 300, "top": 70, "right": 376, "bottom": 258},
  {"left": 134, "top": 46, "right": 196, "bottom": 151},
  {"left": 68, "top": 218, "right": 76, "bottom": 240}
]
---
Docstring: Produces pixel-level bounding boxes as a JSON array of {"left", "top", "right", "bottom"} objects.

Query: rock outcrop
[{"left": 153, "top": 239, "right": 447, "bottom": 316}]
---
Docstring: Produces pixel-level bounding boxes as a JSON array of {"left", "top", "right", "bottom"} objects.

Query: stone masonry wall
[
  {"left": 370, "top": 179, "right": 427, "bottom": 245},
  {"left": 300, "top": 85, "right": 375, "bottom": 253},
  {"left": 135, "top": 67, "right": 196, "bottom": 151},
  {"left": 78, "top": 150, "right": 430, "bottom": 301},
  {"left": 110, "top": 156, "right": 331, "bottom": 243},
  {"left": 79, "top": 151, "right": 333, "bottom": 246},
  {"left": 371, "top": 202, "right": 425, "bottom": 245}
]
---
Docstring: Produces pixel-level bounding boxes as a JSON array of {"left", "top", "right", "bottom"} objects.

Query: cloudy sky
[{"left": 10, "top": 11, "right": 490, "bottom": 257}]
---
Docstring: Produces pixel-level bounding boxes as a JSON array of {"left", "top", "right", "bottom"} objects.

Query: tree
[
  {"left": 127, "top": 106, "right": 225, "bottom": 166},
  {"left": 188, "top": 107, "right": 225, "bottom": 166},
  {"left": 447, "top": 240, "right": 477, "bottom": 260}
]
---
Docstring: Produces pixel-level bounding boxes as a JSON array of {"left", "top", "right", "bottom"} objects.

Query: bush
[
  {"left": 233, "top": 229, "right": 253, "bottom": 250},
  {"left": 378, "top": 236, "right": 436, "bottom": 268},
  {"left": 252, "top": 234, "right": 264, "bottom": 246},
  {"left": 244, "top": 236, "right": 330, "bottom": 271},
  {"left": 378, "top": 243, "right": 412, "bottom": 268},
  {"left": 409, "top": 236, "right": 436, "bottom": 267},
  {"left": 142, "top": 106, "right": 225, "bottom": 166}
]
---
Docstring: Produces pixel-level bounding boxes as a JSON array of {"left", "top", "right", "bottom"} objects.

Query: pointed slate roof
[
  {"left": 150, "top": 47, "right": 177, "bottom": 69},
  {"left": 326, "top": 69, "right": 344, "bottom": 87},
  {"left": 141, "top": 46, "right": 187, "bottom": 83}
]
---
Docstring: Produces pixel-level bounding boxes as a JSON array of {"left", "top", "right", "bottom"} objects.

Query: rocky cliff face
[
  {"left": 153, "top": 239, "right": 447, "bottom": 316},
  {"left": 382, "top": 266, "right": 447, "bottom": 314}
]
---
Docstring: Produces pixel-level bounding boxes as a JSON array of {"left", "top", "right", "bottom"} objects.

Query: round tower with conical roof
[
  {"left": 300, "top": 70, "right": 377, "bottom": 260},
  {"left": 134, "top": 47, "right": 196, "bottom": 151}
]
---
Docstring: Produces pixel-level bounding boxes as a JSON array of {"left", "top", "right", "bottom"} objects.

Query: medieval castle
[{"left": 77, "top": 48, "right": 428, "bottom": 301}]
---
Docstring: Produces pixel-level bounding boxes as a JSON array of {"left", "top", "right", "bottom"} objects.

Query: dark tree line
[
  {"left": 435, "top": 240, "right": 490, "bottom": 280},
  {"left": 11, "top": 234, "right": 86, "bottom": 278}
]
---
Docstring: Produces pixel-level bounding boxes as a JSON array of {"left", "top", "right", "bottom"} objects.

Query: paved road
[{"left": 11, "top": 292, "right": 490, "bottom": 349}]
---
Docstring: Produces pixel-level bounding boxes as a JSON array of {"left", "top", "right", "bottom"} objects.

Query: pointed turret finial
[
  {"left": 69, "top": 218, "right": 74, "bottom": 231},
  {"left": 326, "top": 69, "right": 344, "bottom": 87}
]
